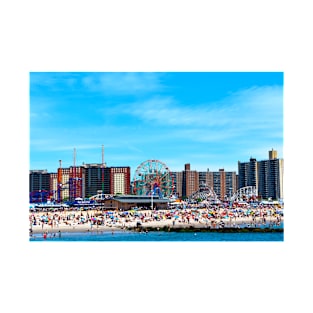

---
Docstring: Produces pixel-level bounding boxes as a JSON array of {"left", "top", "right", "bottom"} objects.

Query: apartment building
[
  {"left": 182, "top": 163, "right": 199, "bottom": 198},
  {"left": 29, "top": 170, "right": 51, "bottom": 202},
  {"left": 110, "top": 166, "right": 131, "bottom": 195},
  {"left": 172, "top": 171, "right": 183, "bottom": 198},
  {"left": 238, "top": 149, "right": 284, "bottom": 200},
  {"left": 29, "top": 170, "right": 50, "bottom": 193},
  {"left": 83, "top": 164, "right": 110, "bottom": 198}
]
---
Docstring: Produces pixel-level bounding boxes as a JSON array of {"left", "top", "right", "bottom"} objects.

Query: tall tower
[
  {"left": 238, "top": 158, "right": 258, "bottom": 190},
  {"left": 269, "top": 148, "right": 278, "bottom": 160},
  {"left": 69, "top": 147, "right": 83, "bottom": 201},
  {"left": 72, "top": 147, "right": 77, "bottom": 199},
  {"left": 57, "top": 160, "right": 62, "bottom": 202},
  {"left": 258, "top": 150, "right": 283, "bottom": 200}
]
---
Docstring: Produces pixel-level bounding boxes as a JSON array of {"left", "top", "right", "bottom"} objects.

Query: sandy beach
[{"left": 29, "top": 207, "right": 283, "bottom": 235}]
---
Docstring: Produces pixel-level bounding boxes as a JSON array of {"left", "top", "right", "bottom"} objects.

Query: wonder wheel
[{"left": 133, "top": 160, "right": 174, "bottom": 198}]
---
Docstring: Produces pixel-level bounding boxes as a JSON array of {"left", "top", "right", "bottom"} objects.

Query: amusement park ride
[
  {"left": 132, "top": 159, "right": 175, "bottom": 198},
  {"left": 29, "top": 189, "right": 54, "bottom": 203},
  {"left": 30, "top": 149, "right": 83, "bottom": 204},
  {"left": 29, "top": 174, "right": 82, "bottom": 204},
  {"left": 56, "top": 150, "right": 83, "bottom": 203}
]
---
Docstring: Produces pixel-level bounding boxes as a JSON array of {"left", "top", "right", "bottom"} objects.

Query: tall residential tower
[{"left": 238, "top": 149, "right": 283, "bottom": 200}]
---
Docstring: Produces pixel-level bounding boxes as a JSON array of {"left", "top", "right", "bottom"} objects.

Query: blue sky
[{"left": 30, "top": 72, "right": 283, "bottom": 176}]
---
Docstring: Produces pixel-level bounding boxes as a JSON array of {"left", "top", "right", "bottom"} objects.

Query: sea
[{"left": 29, "top": 225, "right": 284, "bottom": 242}]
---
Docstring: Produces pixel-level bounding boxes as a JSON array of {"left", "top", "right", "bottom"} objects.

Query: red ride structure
[
  {"left": 57, "top": 160, "right": 63, "bottom": 203},
  {"left": 69, "top": 148, "right": 83, "bottom": 201}
]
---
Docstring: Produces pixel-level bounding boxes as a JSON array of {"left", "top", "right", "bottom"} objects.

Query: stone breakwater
[{"left": 128, "top": 225, "right": 283, "bottom": 233}]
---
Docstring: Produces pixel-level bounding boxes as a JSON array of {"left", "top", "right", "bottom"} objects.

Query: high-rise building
[
  {"left": 225, "top": 170, "right": 237, "bottom": 199},
  {"left": 110, "top": 167, "right": 131, "bottom": 195},
  {"left": 29, "top": 170, "right": 51, "bottom": 202},
  {"left": 198, "top": 170, "right": 211, "bottom": 188},
  {"left": 174, "top": 166, "right": 237, "bottom": 200},
  {"left": 238, "top": 158, "right": 258, "bottom": 190},
  {"left": 206, "top": 169, "right": 237, "bottom": 200},
  {"left": 83, "top": 164, "right": 131, "bottom": 197},
  {"left": 69, "top": 166, "right": 84, "bottom": 200},
  {"left": 238, "top": 149, "right": 283, "bottom": 200},
  {"left": 50, "top": 167, "right": 85, "bottom": 202},
  {"left": 56, "top": 167, "right": 70, "bottom": 202},
  {"left": 258, "top": 157, "right": 284, "bottom": 200},
  {"left": 49, "top": 172, "right": 58, "bottom": 201},
  {"left": 172, "top": 171, "right": 183, "bottom": 198},
  {"left": 29, "top": 170, "right": 50, "bottom": 193},
  {"left": 182, "top": 163, "right": 199, "bottom": 198},
  {"left": 83, "top": 164, "right": 110, "bottom": 198}
]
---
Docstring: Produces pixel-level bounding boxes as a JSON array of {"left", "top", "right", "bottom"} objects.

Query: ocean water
[{"left": 29, "top": 228, "right": 284, "bottom": 242}]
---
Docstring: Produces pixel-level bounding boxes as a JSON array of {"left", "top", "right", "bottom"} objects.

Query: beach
[{"left": 29, "top": 206, "right": 283, "bottom": 236}]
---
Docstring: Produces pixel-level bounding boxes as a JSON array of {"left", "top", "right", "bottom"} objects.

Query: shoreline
[{"left": 30, "top": 222, "right": 283, "bottom": 235}]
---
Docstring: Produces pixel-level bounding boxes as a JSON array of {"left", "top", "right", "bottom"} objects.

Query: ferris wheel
[{"left": 133, "top": 159, "right": 174, "bottom": 198}]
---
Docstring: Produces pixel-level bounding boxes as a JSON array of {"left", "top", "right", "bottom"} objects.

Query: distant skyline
[{"left": 30, "top": 72, "right": 283, "bottom": 176}]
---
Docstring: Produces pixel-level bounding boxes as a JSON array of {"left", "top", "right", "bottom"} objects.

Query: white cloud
[
  {"left": 121, "top": 85, "right": 283, "bottom": 131},
  {"left": 82, "top": 72, "right": 164, "bottom": 95}
]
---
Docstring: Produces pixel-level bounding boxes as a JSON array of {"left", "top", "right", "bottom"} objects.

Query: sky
[{"left": 30, "top": 72, "right": 283, "bottom": 176}]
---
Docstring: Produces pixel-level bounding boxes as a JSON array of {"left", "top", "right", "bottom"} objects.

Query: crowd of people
[{"left": 29, "top": 201, "right": 284, "bottom": 234}]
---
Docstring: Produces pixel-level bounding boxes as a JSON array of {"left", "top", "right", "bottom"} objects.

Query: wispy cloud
[
  {"left": 82, "top": 72, "right": 165, "bottom": 95},
  {"left": 118, "top": 85, "right": 283, "bottom": 133},
  {"left": 30, "top": 72, "right": 165, "bottom": 97},
  {"left": 30, "top": 73, "right": 81, "bottom": 91}
]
